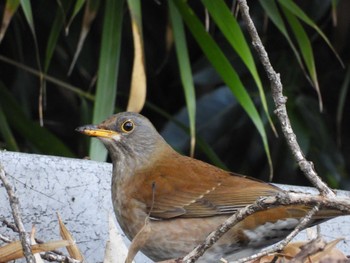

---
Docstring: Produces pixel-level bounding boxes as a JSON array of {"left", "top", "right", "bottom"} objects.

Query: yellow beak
[{"left": 76, "top": 125, "right": 119, "bottom": 138}]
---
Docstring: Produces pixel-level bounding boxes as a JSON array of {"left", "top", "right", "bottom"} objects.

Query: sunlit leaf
[
  {"left": 278, "top": 0, "right": 343, "bottom": 67},
  {"left": 168, "top": 0, "right": 196, "bottom": 156},
  {"left": 90, "top": 0, "right": 124, "bottom": 161},
  {"left": 202, "top": 0, "right": 276, "bottom": 136},
  {"left": 58, "top": 213, "right": 84, "bottom": 261},
  {"left": 126, "top": 0, "right": 147, "bottom": 113},
  {"left": 282, "top": 6, "right": 323, "bottom": 111},
  {"left": 171, "top": 0, "right": 273, "bottom": 178}
]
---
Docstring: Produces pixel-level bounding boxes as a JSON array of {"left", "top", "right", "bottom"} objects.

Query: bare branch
[
  {"left": 1, "top": 217, "right": 19, "bottom": 232},
  {"left": 0, "top": 233, "right": 13, "bottom": 243},
  {"left": 236, "top": 0, "right": 334, "bottom": 197},
  {"left": 0, "top": 164, "right": 36, "bottom": 263},
  {"left": 235, "top": 205, "right": 320, "bottom": 263},
  {"left": 40, "top": 251, "right": 82, "bottom": 263},
  {"left": 181, "top": 192, "right": 350, "bottom": 262}
]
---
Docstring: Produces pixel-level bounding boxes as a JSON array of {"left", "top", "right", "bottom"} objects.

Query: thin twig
[
  {"left": 0, "top": 233, "right": 13, "bottom": 243},
  {"left": 234, "top": 205, "right": 320, "bottom": 263},
  {"left": 0, "top": 164, "right": 36, "bottom": 263},
  {"left": 181, "top": 192, "right": 350, "bottom": 262},
  {"left": 236, "top": 0, "right": 334, "bottom": 197},
  {"left": 40, "top": 251, "right": 82, "bottom": 263},
  {"left": 1, "top": 217, "right": 19, "bottom": 232}
]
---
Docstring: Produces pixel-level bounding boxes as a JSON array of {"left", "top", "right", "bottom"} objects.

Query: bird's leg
[{"left": 125, "top": 218, "right": 152, "bottom": 263}]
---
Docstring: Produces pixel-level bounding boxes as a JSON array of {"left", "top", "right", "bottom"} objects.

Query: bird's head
[{"left": 76, "top": 112, "right": 167, "bottom": 171}]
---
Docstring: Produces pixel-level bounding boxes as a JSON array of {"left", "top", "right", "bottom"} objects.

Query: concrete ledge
[{"left": 0, "top": 151, "right": 349, "bottom": 262}]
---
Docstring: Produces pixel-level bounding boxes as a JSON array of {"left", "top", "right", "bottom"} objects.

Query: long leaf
[
  {"left": 126, "top": 0, "right": 147, "bottom": 113},
  {"left": 336, "top": 65, "right": 350, "bottom": 144},
  {"left": 282, "top": 6, "right": 323, "bottom": 111},
  {"left": 0, "top": 0, "right": 20, "bottom": 42},
  {"left": 68, "top": 0, "right": 100, "bottom": 75},
  {"left": 331, "top": 0, "right": 339, "bottom": 26},
  {"left": 19, "top": 0, "right": 35, "bottom": 33},
  {"left": 20, "top": 0, "right": 46, "bottom": 125},
  {"left": 202, "top": 0, "right": 276, "bottom": 136},
  {"left": 57, "top": 213, "right": 84, "bottom": 261},
  {"left": 45, "top": 1, "right": 72, "bottom": 72},
  {"left": 260, "top": 0, "right": 306, "bottom": 78},
  {"left": 278, "top": 0, "right": 343, "bottom": 67},
  {"left": 172, "top": 0, "right": 273, "bottom": 178},
  {"left": 168, "top": 1, "right": 196, "bottom": 157},
  {"left": 89, "top": 0, "right": 124, "bottom": 161}
]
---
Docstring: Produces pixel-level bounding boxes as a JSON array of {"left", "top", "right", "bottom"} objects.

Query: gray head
[{"left": 76, "top": 112, "right": 168, "bottom": 171}]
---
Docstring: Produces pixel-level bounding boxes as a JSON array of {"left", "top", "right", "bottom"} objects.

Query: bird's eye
[{"left": 121, "top": 120, "right": 135, "bottom": 133}]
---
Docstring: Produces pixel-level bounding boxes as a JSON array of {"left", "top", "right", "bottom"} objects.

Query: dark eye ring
[{"left": 121, "top": 120, "right": 135, "bottom": 133}]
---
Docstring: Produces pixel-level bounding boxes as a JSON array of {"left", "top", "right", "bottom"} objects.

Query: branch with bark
[
  {"left": 237, "top": 0, "right": 334, "bottom": 197},
  {"left": 175, "top": 0, "right": 346, "bottom": 262},
  {"left": 0, "top": 163, "right": 36, "bottom": 263},
  {"left": 180, "top": 192, "right": 350, "bottom": 263}
]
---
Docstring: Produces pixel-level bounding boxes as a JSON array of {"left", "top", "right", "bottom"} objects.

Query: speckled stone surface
[{"left": 0, "top": 151, "right": 349, "bottom": 262}]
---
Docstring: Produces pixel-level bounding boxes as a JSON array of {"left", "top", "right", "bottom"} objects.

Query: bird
[{"left": 76, "top": 112, "right": 344, "bottom": 262}]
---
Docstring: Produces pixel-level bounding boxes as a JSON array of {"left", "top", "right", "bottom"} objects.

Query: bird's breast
[{"left": 111, "top": 175, "right": 149, "bottom": 240}]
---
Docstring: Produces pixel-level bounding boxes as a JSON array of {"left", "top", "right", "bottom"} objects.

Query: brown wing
[{"left": 131, "top": 151, "right": 282, "bottom": 219}]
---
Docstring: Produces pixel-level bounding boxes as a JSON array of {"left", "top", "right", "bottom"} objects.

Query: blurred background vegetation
[{"left": 0, "top": 0, "right": 349, "bottom": 189}]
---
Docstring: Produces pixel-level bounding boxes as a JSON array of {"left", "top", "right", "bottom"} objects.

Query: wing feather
[{"left": 132, "top": 152, "right": 281, "bottom": 219}]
